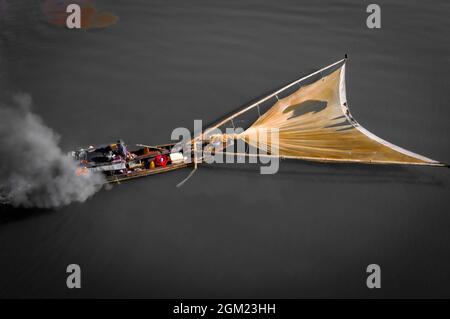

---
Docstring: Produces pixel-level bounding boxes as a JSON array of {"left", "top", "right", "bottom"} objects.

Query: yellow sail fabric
[{"left": 238, "top": 62, "right": 443, "bottom": 166}]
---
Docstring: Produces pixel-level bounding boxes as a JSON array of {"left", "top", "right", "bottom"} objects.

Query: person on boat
[
  {"left": 116, "top": 139, "right": 128, "bottom": 159},
  {"left": 106, "top": 150, "right": 114, "bottom": 161}
]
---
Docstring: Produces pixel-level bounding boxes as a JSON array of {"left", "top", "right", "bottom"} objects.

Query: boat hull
[{"left": 105, "top": 162, "right": 192, "bottom": 183}]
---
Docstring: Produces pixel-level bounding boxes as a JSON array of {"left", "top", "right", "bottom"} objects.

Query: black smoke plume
[{"left": 0, "top": 94, "right": 104, "bottom": 208}]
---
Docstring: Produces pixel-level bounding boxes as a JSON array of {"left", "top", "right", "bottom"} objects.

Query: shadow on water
[
  {"left": 1, "top": 161, "right": 445, "bottom": 225},
  {"left": 0, "top": 205, "right": 55, "bottom": 225},
  {"left": 201, "top": 160, "right": 447, "bottom": 187}
]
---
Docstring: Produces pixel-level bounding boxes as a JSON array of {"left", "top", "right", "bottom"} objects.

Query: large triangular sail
[{"left": 200, "top": 58, "right": 444, "bottom": 166}]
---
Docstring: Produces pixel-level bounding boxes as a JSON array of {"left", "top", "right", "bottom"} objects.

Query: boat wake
[{"left": 0, "top": 94, "right": 105, "bottom": 209}]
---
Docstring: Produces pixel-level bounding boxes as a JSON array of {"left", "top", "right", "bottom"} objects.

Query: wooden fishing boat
[
  {"left": 72, "top": 142, "right": 193, "bottom": 184},
  {"left": 72, "top": 57, "right": 446, "bottom": 186}
]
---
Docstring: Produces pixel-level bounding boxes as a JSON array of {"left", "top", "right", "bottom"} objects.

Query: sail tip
[{"left": 426, "top": 161, "right": 449, "bottom": 168}]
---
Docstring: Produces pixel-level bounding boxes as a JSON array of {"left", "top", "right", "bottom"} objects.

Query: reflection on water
[{"left": 41, "top": 0, "right": 118, "bottom": 29}]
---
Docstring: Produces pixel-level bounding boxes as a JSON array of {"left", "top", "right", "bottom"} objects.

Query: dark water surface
[{"left": 0, "top": 0, "right": 449, "bottom": 297}]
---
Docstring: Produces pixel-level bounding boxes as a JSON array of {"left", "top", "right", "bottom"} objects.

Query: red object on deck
[{"left": 154, "top": 154, "right": 169, "bottom": 167}]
